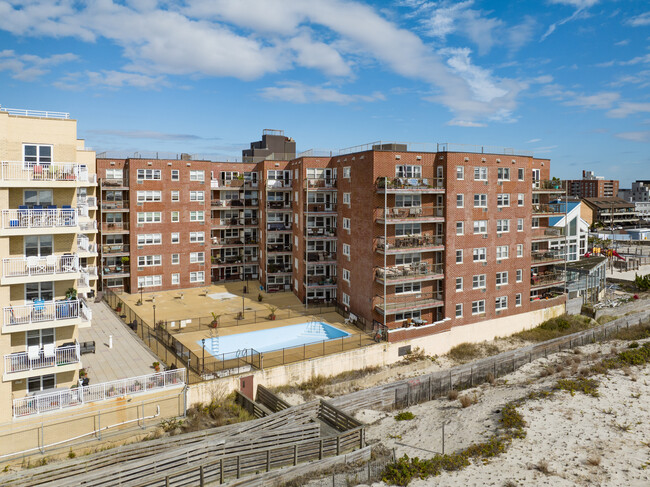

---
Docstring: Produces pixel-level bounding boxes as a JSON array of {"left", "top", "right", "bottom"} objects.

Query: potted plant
[
  {"left": 79, "top": 368, "right": 87, "bottom": 378},
  {"left": 121, "top": 256, "right": 129, "bottom": 265},
  {"left": 116, "top": 303, "right": 122, "bottom": 312},
  {"left": 267, "top": 305, "right": 277, "bottom": 320},
  {"left": 209, "top": 312, "right": 220, "bottom": 328},
  {"left": 66, "top": 288, "right": 78, "bottom": 300},
  {"left": 136, "top": 299, "right": 142, "bottom": 306},
  {"left": 258, "top": 293, "right": 263, "bottom": 302},
  {"left": 152, "top": 361, "right": 160, "bottom": 372}
]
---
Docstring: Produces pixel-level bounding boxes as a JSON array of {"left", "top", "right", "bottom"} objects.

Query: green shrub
[
  {"left": 395, "top": 411, "right": 415, "bottom": 421},
  {"left": 555, "top": 378, "right": 600, "bottom": 397}
]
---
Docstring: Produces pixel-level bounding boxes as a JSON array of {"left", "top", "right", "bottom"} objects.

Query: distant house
[
  {"left": 548, "top": 200, "right": 588, "bottom": 262},
  {"left": 580, "top": 197, "right": 639, "bottom": 228}
]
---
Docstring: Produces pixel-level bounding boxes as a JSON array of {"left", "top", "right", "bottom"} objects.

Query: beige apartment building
[{"left": 0, "top": 106, "right": 97, "bottom": 422}]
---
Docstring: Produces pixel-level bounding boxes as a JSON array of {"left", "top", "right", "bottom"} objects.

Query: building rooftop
[
  {"left": 566, "top": 256, "right": 607, "bottom": 271},
  {"left": 0, "top": 106, "right": 70, "bottom": 120},
  {"left": 582, "top": 197, "right": 635, "bottom": 210}
]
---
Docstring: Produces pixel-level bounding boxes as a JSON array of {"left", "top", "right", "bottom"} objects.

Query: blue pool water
[{"left": 199, "top": 322, "right": 350, "bottom": 357}]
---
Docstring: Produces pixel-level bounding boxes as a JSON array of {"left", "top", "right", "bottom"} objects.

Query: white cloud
[
  {"left": 565, "top": 91, "right": 621, "bottom": 110},
  {"left": 441, "top": 48, "right": 507, "bottom": 102},
  {"left": 548, "top": 0, "right": 598, "bottom": 7},
  {"left": 54, "top": 70, "right": 166, "bottom": 90},
  {"left": 615, "top": 131, "right": 650, "bottom": 142},
  {"left": 87, "top": 129, "right": 218, "bottom": 141},
  {"left": 527, "top": 138, "right": 542, "bottom": 143},
  {"left": 607, "top": 102, "right": 650, "bottom": 118},
  {"left": 541, "top": 0, "right": 596, "bottom": 41},
  {"left": 614, "top": 39, "right": 629, "bottom": 46},
  {"left": 626, "top": 12, "right": 650, "bottom": 27},
  {"left": 447, "top": 119, "right": 486, "bottom": 127},
  {"left": 259, "top": 81, "right": 385, "bottom": 104},
  {"left": 0, "top": 49, "right": 78, "bottom": 80}
]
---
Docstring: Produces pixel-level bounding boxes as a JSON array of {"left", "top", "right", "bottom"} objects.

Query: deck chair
[
  {"left": 344, "top": 312, "right": 358, "bottom": 325},
  {"left": 25, "top": 256, "right": 40, "bottom": 275},
  {"left": 27, "top": 345, "right": 40, "bottom": 362},
  {"left": 43, "top": 343, "right": 55, "bottom": 360},
  {"left": 45, "top": 254, "right": 57, "bottom": 273}
]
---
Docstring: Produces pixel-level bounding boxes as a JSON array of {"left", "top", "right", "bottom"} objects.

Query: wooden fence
[{"left": 256, "top": 384, "right": 290, "bottom": 412}]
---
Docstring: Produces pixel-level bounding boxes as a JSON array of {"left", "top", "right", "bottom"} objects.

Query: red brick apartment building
[
  {"left": 564, "top": 170, "right": 619, "bottom": 199},
  {"left": 98, "top": 134, "right": 567, "bottom": 342}
]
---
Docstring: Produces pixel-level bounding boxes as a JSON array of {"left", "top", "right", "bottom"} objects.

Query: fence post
[
  {"left": 200, "top": 465, "right": 205, "bottom": 486},
  {"left": 220, "top": 458, "right": 224, "bottom": 484},
  {"left": 428, "top": 377, "right": 432, "bottom": 401},
  {"left": 319, "top": 439, "right": 324, "bottom": 460},
  {"left": 336, "top": 436, "right": 341, "bottom": 455},
  {"left": 442, "top": 422, "right": 445, "bottom": 455},
  {"left": 294, "top": 444, "right": 298, "bottom": 465},
  {"left": 267, "top": 449, "right": 271, "bottom": 471},
  {"left": 470, "top": 367, "right": 473, "bottom": 386},
  {"left": 236, "top": 455, "right": 241, "bottom": 478}
]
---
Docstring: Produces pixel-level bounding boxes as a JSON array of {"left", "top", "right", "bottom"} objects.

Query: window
[
  {"left": 516, "top": 269, "right": 522, "bottom": 282},
  {"left": 496, "top": 219, "right": 510, "bottom": 233},
  {"left": 189, "top": 170, "right": 205, "bottom": 182},
  {"left": 343, "top": 167, "right": 351, "bottom": 178},
  {"left": 456, "top": 249, "right": 463, "bottom": 263},
  {"left": 137, "top": 255, "right": 162, "bottom": 267},
  {"left": 472, "top": 300, "right": 485, "bottom": 315},
  {"left": 497, "top": 168, "right": 510, "bottom": 181},
  {"left": 171, "top": 211, "right": 179, "bottom": 222},
  {"left": 517, "top": 193, "right": 524, "bottom": 206},
  {"left": 190, "top": 211, "right": 204, "bottom": 222},
  {"left": 137, "top": 234, "right": 162, "bottom": 245},
  {"left": 396, "top": 282, "right": 421, "bottom": 294},
  {"left": 137, "top": 169, "right": 161, "bottom": 180},
  {"left": 473, "top": 248, "right": 486, "bottom": 262},
  {"left": 456, "top": 277, "right": 463, "bottom": 291},
  {"left": 171, "top": 273, "right": 180, "bottom": 285},
  {"left": 137, "top": 212, "right": 161, "bottom": 223},
  {"left": 495, "top": 296, "right": 508, "bottom": 311},
  {"left": 26, "top": 282, "right": 53, "bottom": 302},
  {"left": 24, "top": 189, "right": 53, "bottom": 208},
  {"left": 104, "top": 169, "right": 122, "bottom": 180},
  {"left": 517, "top": 218, "right": 524, "bottom": 231},
  {"left": 190, "top": 271, "right": 205, "bottom": 283},
  {"left": 395, "top": 253, "right": 420, "bottom": 265},
  {"left": 497, "top": 194, "right": 510, "bottom": 207},
  {"left": 190, "top": 191, "right": 204, "bottom": 202},
  {"left": 343, "top": 193, "right": 351, "bottom": 205},
  {"left": 25, "top": 235, "right": 52, "bottom": 257},
  {"left": 27, "top": 329, "right": 54, "bottom": 349},
  {"left": 189, "top": 232, "right": 205, "bottom": 243},
  {"left": 456, "top": 221, "right": 464, "bottom": 235},
  {"left": 532, "top": 217, "right": 539, "bottom": 228},
  {"left": 171, "top": 233, "right": 180, "bottom": 244},
  {"left": 23, "top": 144, "right": 52, "bottom": 164},
  {"left": 171, "top": 169, "right": 179, "bottom": 181},
  {"left": 190, "top": 252, "right": 204, "bottom": 263},
  {"left": 171, "top": 191, "right": 179, "bottom": 202},
  {"left": 28, "top": 374, "right": 55, "bottom": 393},
  {"left": 457, "top": 194, "right": 464, "bottom": 208},
  {"left": 456, "top": 303, "right": 463, "bottom": 317},
  {"left": 396, "top": 223, "right": 421, "bottom": 236},
  {"left": 473, "top": 274, "right": 486, "bottom": 289},
  {"left": 473, "top": 220, "right": 487, "bottom": 234},
  {"left": 516, "top": 244, "right": 524, "bottom": 257},
  {"left": 342, "top": 268, "right": 350, "bottom": 283},
  {"left": 342, "top": 293, "right": 350, "bottom": 306},
  {"left": 136, "top": 191, "right": 161, "bottom": 202},
  {"left": 456, "top": 166, "right": 464, "bottom": 180},
  {"left": 395, "top": 310, "right": 421, "bottom": 322},
  {"left": 343, "top": 218, "right": 350, "bottom": 232},
  {"left": 474, "top": 194, "right": 487, "bottom": 208},
  {"left": 171, "top": 254, "right": 180, "bottom": 264},
  {"left": 343, "top": 243, "right": 350, "bottom": 258},
  {"left": 138, "top": 275, "right": 162, "bottom": 287},
  {"left": 474, "top": 167, "right": 487, "bottom": 181},
  {"left": 496, "top": 245, "right": 509, "bottom": 260},
  {"left": 496, "top": 271, "right": 508, "bottom": 285},
  {"left": 395, "top": 194, "right": 421, "bottom": 207},
  {"left": 515, "top": 293, "right": 522, "bottom": 307},
  {"left": 396, "top": 165, "right": 421, "bottom": 178},
  {"left": 518, "top": 168, "right": 524, "bottom": 181}
]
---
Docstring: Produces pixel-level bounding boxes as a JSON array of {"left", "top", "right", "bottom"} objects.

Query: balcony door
[
  {"left": 25, "top": 281, "right": 54, "bottom": 303},
  {"left": 24, "top": 189, "right": 53, "bottom": 208},
  {"left": 28, "top": 374, "right": 56, "bottom": 393},
  {"left": 25, "top": 235, "right": 53, "bottom": 257},
  {"left": 27, "top": 328, "right": 55, "bottom": 349}
]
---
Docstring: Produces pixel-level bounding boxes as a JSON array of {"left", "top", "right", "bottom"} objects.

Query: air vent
[
  {"left": 481, "top": 158, "right": 487, "bottom": 162},
  {"left": 483, "top": 262, "right": 488, "bottom": 266},
  {"left": 137, "top": 180, "right": 143, "bottom": 184},
  {"left": 110, "top": 161, "right": 115, "bottom": 166},
  {"left": 511, "top": 159, "right": 516, "bottom": 164},
  {"left": 496, "top": 259, "right": 501, "bottom": 264},
  {"left": 186, "top": 163, "right": 191, "bottom": 167},
  {"left": 395, "top": 155, "right": 401, "bottom": 160},
  {"left": 496, "top": 158, "right": 501, "bottom": 163},
  {"left": 498, "top": 181, "right": 503, "bottom": 186},
  {"left": 483, "top": 234, "right": 488, "bottom": 239},
  {"left": 484, "top": 181, "right": 489, "bottom": 186},
  {"left": 416, "top": 156, "right": 422, "bottom": 160},
  {"left": 464, "top": 157, "right": 469, "bottom": 162},
  {"left": 137, "top": 246, "right": 143, "bottom": 249},
  {"left": 496, "top": 285, "right": 501, "bottom": 290},
  {"left": 168, "top": 162, "right": 172, "bottom": 166},
  {"left": 360, "top": 155, "right": 365, "bottom": 160}
]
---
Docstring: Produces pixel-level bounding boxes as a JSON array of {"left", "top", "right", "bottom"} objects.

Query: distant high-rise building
[
  {"left": 563, "top": 170, "right": 619, "bottom": 199},
  {"left": 618, "top": 180, "right": 650, "bottom": 220}
]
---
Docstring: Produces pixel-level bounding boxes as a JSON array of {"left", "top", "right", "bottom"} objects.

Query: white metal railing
[
  {"left": 77, "top": 205, "right": 89, "bottom": 218},
  {"left": 2, "top": 254, "right": 79, "bottom": 279},
  {"left": 1, "top": 208, "right": 77, "bottom": 230},
  {"left": 77, "top": 196, "right": 97, "bottom": 207},
  {"left": 77, "top": 236, "right": 97, "bottom": 253},
  {"left": 79, "top": 272, "right": 90, "bottom": 290},
  {"left": 0, "top": 162, "right": 91, "bottom": 183},
  {"left": 3, "top": 299, "right": 82, "bottom": 327},
  {"left": 79, "top": 220, "right": 97, "bottom": 232},
  {"left": 4, "top": 344, "right": 80, "bottom": 375},
  {"left": 0, "top": 107, "right": 70, "bottom": 119},
  {"left": 266, "top": 180, "right": 291, "bottom": 188},
  {"left": 12, "top": 369, "right": 186, "bottom": 417},
  {"left": 80, "top": 299, "right": 92, "bottom": 322},
  {"left": 83, "top": 266, "right": 98, "bottom": 278}
]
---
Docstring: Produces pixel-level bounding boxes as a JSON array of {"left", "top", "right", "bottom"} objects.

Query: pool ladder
[
  {"left": 303, "top": 321, "right": 326, "bottom": 337},
  {"left": 209, "top": 337, "right": 219, "bottom": 356}
]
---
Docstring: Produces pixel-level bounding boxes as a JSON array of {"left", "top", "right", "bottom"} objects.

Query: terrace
[
  {"left": 531, "top": 250, "right": 565, "bottom": 266},
  {"left": 0, "top": 208, "right": 77, "bottom": 235},
  {"left": 375, "top": 206, "right": 444, "bottom": 224},
  {"left": 375, "top": 263, "right": 444, "bottom": 284},
  {"left": 0, "top": 162, "right": 96, "bottom": 186},
  {"left": 1, "top": 254, "right": 79, "bottom": 285},
  {"left": 375, "top": 177, "right": 445, "bottom": 194},
  {"left": 375, "top": 234, "right": 444, "bottom": 254},
  {"left": 374, "top": 292, "right": 444, "bottom": 315},
  {"left": 531, "top": 271, "right": 566, "bottom": 290},
  {"left": 2, "top": 298, "right": 92, "bottom": 332}
]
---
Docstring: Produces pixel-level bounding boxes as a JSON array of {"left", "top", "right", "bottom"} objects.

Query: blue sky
[{"left": 0, "top": 0, "right": 649, "bottom": 186}]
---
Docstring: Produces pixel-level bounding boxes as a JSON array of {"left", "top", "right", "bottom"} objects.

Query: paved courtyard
[{"left": 78, "top": 301, "right": 160, "bottom": 384}]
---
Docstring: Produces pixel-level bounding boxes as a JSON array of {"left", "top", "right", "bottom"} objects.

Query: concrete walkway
[{"left": 78, "top": 301, "right": 159, "bottom": 384}]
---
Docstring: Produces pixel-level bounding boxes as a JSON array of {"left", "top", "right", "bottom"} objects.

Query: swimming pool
[{"left": 199, "top": 321, "right": 350, "bottom": 357}]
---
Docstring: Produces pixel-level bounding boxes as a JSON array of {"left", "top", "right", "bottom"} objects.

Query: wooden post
[
  {"left": 442, "top": 422, "right": 445, "bottom": 455},
  {"left": 319, "top": 439, "right": 323, "bottom": 460},
  {"left": 336, "top": 436, "right": 341, "bottom": 455},
  {"left": 470, "top": 367, "right": 473, "bottom": 386},
  {"left": 166, "top": 477, "right": 170, "bottom": 487},
  {"left": 294, "top": 444, "right": 298, "bottom": 465},
  {"left": 428, "top": 377, "right": 432, "bottom": 401},
  {"left": 220, "top": 458, "right": 224, "bottom": 484},
  {"left": 200, "top": 465, "right": 205, "bottom": 486},
  {"left": 236, "top": 455, "right": 241, "bottom": 478},
  {"left": 266, "top": 449, "right": 271, "bottom": 471}
]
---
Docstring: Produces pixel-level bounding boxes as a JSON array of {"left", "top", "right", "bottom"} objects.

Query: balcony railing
[
  {"left": 374, "top": 292, "right": 444, "bottom": 314},
  {"left": 12, "top": 369, "right": 186, "bottom": 418},
  {"left": 0, "top": 162, "right": 94, "bottom": 183},
  {"left": 77, "top": 196, "right": 97, "bottom": 207},
  {"left": 4, "top": 344, "right": 80, "bottom": 375},
  {"left": 376, "top": 263, "right": 444, "bottom": 282},
  {"left": 532, "top": 203, "right": 564, "bottom": 215},
  {"left": 306, "top": 276, "right": 337, "bottom": 286},
  {"left": 101, "top": 222, "right": 129, "bottom": 232},
  {"left": 376, "top": 234, "right": 444, "bottom": 252},
  {"left": 267, "top": 244, "right": 293, "bottom": 252},
  {"left": 531, "top": 250, "right": 564, "bottom": 264},
  {"left": 218, "top": 218, "right": 258, "bottom": 226},
  {"left": 1, "top": 107, "right": 69, "bottom": 119},
  {"left": 531, "top": 272, "right": 566, "bottom": 288},
  {"left": 532, "top": 180, "right": 564, "bottom": 191},
  {"left": 266, "top": 180, "right": 292, "bottom": 188},
  {"left": 77, "top": 237, "right": 97, "bottom": 253},
  {"left": 101, "top": 201, "right": 128, "bottom": 210},
  {"left": 305, "top": 203, "right": 337, "bottom": 212},
  {"left": 267, "top": 201, "right": 292, "bottom": 209},
  {"left": 1, "top": 208, "right": 77, "bottom": 230},
  {"left": 212, "top": 199, "right": 259, "bottom": 208},
  {"left": 306, "top": 226, "right": 337, "bottom": 237},
  {"left": 307, "top": 251, "right": 336, "bottom": 262},
  {"left": 102, "top": 243, "right": 129, "bottom": 254},
  {"left": 267, "top": 264, "right": 292, "bottom": 273},
  {"left": 2, "top": 254, "right": 79, "bottom": 279},
  {"left": 531, "top": 227, "right": 565, "bottom": 240},
  {"left": 376, "top": 206, "right": 444, "bottom": 221},
  {"left": 375, "top": 177, "right": 444, "bottom": 191},
  {"left": 305, "top": 178, "right": 337, "bottom": 189},
  {"left": 101, "top": 178, "right": 128, "bottom": 188},
  {"left": 102, "top": 265, "right": 130, "bottom": 276},
  {"left": 79, "top": 220, "right": 97, "bottom": 232},
  {"left": 3, "top": 299, "right": 85, "bottom": 327},
  {"left": 83, "top": 266, "right": 98, "bottom": 278},
  {"left": 267, "top": 223, "right": 292, "bottom": 231}
]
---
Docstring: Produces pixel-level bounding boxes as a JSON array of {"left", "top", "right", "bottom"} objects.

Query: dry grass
[
  {"left": 447, "top": 342, "right": 501, "bottom": 363},
  {"left": 515, "top": 314, "right": 593, "bottom": 342},
  {"left": 586, "top": 454, "right": 602, "bottom": 466},
  {"left": 459, "top": 394, "right": 478, "bottom": 408},
  {"left": 534, "top": 459, "right": 551, "bottom": 474},
  {"left": 447, "top": 390, "right": 459, "bottom": 400}
]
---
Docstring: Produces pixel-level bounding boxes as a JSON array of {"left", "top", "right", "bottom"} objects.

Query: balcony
[
  {"left": 532, "top": 180, "right": 564, "bottom": 193},
  {"left": 0, "top": 162, "right": 96, "bottom": 187},
  {"left": 77, "top": 237, "right": 98, "bottom": 256},
  {"left": 267, "top": 223, "right": 292, "bottom": 232},
  {"left": 102, "top": 265, "right": 130, "bottom": 277},
  {"left": 3, "top": 344, "right": 81, "bottom": 381},
  {"left": 376, "top": 206, "right": 444, "bottom": 224},
  {"left": 101, "top": 201, "right": 128, "bottom": 211},
  {"left": 101, "top": 178, "right": 129, "bottom": 189},
  {"left": 79, "top": 220, "right": 97, "bottom": 233},
  {"left": 531, "top": 227, "right": 564, "bottom": 241},
  {"left": 305, "top": 276, "right": 337, "bottom": 288},
  {"left": 375, "top": 263, "right": 444, "bottom": 284},
  {"left": 531, "top": 250, "right": 565, "bottom": 266},
  {"left": 101, "top": 222, "right": 129, "bottom": 233},
  {"left": 306, "top": 227, "right": 337, "bottom": 238},
  {"left": 212, "top": 199, "right": 259, "bottom": 208},
  {"left": 2, "top": 298, "right": 91, "bottom": 333},
  {"left": 2, "top": 254, "right": 79, "bottom": 285},
  {"left": 267, "top": 243, "right": 293, "bottom": 253},
  {"left": 266, "top": 201, "right": 292, "bottom": 211},
  {"left": 0, "top": 208, "right": 77, "bottom": 236},
  {"left": 78, "top": 196, "right": 97, "bottom": 210},
  {"left": 305, "top": 203, "right": 337, "bottom": 214},
  {"left": 102, "top": 243, "right": 130, "bottom": 255},
  {"left": 267, "top": 264, "right": 292, "bottom": 274},
  {"left": 532, "top": 203, "right": 564, "bottom": 216},
  {"left": 305, "top": 178, "right": 337, "bottom": 190},
  {"left": 375, "top": 177, "right": 445, "bottom": 194},
  {"left": 214, "top": 217, "right": 258, "bottom": 228},
  {"left": 306, "top": 251, "right": 336, "bottom": 264},
  {"left": 266, "top": 180, "right": 292, "bottom": 189},
  {"left": 374, "top": 292, "right": 444, "bottom": 315},
  {"left": 531, "top": 272, "right": 566, "bottom": 290},
  {"left": 375, "top": 235, "right": 444, "bottom": 254}
]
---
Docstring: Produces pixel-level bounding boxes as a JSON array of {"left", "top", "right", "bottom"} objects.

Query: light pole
[
  {"left": 139, "top": 286, "right": 144, "bottom": 305},
  {"left": 153, "top": 304, "right": 156, "bottom": 328},
  {"left": 201, "top": 338, "right": 205, "bottom": 374}
]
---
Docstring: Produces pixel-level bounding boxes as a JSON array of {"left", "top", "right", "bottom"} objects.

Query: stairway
[
  {"left": 302, "top": 321, "right": 326, "bottom": 338},
  {"left": 209, "top": 337, "right": 219, "bottom": 356}
]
